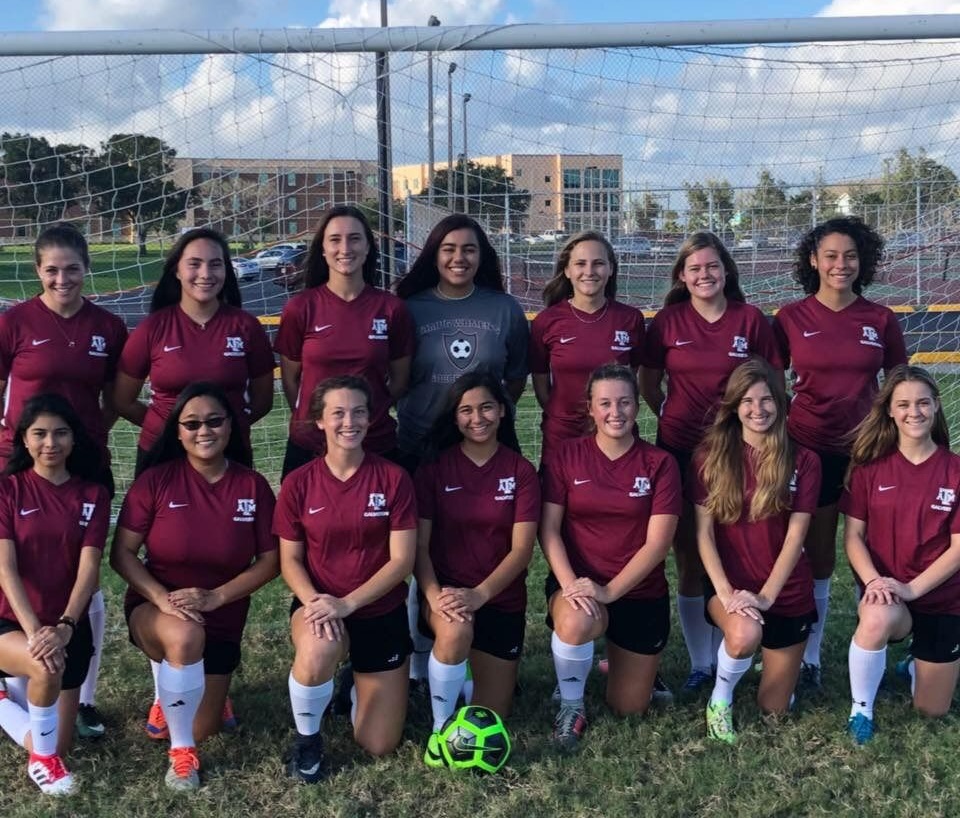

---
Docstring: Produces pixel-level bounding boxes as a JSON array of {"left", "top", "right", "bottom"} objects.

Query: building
[{"left": 393, "top": 153, "right": 624, "bottom": 235}]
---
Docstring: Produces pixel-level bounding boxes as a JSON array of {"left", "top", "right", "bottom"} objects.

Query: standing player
[
  {"left": 275, "top": 375, "right": 416, "bottom": 782},
  {"left": 841, "top": 365, "right": 960, "bottom": 744},
  {"left": 114, "top": 227, "right": 274, "bottom": 473},
  {"left": 275, "top": 206, "right": 414, "bottom": 478},
  {"left": 110, "top": 382, "right": 279, "bottom": 790},
  {"left": 414, "top": 372, "right": 539, "bottom": 765},
  {"left": 641, "top": 232, "right": 782, "bottom": 696},
  {"left": 0, "top": 223, "right": 127, "bottom": 740},
  {"left": 0, "top": 394, "right": 109, "bottom": 795},
  {"left": 691, "top": 359, "right": 820, "bottom": 744},
  {"left": 530, "top": 231, "right": 645, "bottom": 468},
  {"left": 540, "top": 364, "right": 680, "bottom": 750},
  {"left": 773, "top": 216, "right": 907, "bottom": 692}
]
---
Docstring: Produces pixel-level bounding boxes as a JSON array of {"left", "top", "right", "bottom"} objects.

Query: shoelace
[
  {"left": 169, "top": 747, "right": 200, "bottom": 777},
  {"left": 32, "top": 754, "right": 68, "bottom": 783},
  {"left": 555, "top": 706, "right": 582, "bottom": 736}
]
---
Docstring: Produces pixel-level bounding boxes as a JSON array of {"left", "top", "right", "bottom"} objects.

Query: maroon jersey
[
  {"left": 689, "top": 444, "right": 819, "bottom": 616},
  {"left": 773, "top": 296, "right": 907, "bottom": 454},
  {"left": 274, "top": 285, "right": 415, "bottom": 455},
  {"left": 643, "top": 300, "right": 782, "bottom": 452},
  {"left": 117, "top": 459, "right": 277, "bottom": 641},
  {"left": 415, "top": 445, "right": 540, "bottom": 612},
  {"left": 0, "top": 297, "right": 127, "bottom": 463},
  {"left": 840, "top": 447, "right": 960, "bottom": 615},
  {"left": 542, "top": 436, "right": 681, "bottom": 600},
  {"left": 273, "top": 453, "right": 417, "bottom": 618},
  {"left": 118, "top": 304, "right": 274, "bottom": 451},
  {"left": 530, "top": 299, "right": 645, "bottom": 465},
  {"left": 0, "top": 470, "right": 109, "bottom": 625}
]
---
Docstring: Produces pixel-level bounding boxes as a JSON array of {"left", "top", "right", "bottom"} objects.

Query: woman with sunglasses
[{"left": 111, "top": 382, "right": 278, "bottom": 790}]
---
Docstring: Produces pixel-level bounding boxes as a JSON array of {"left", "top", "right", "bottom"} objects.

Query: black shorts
[
  {"left": 0, "top": 616, "right": 93, "bottom": 691},
  {"left": 909, "top": 609, "right": 960, "bottom": 664},
  {"left": 656, "top": 437, "right": 693, "bottom": 494},
  {"left": 545, "top": 574, "right": 669, "bottom": 656},
  {"left": 703, "top": 580, "right": 817, "bottom": 650},
  {"left": 123, "top": 600, "right": 242, "bottom": 675},
  {"left": 290, "top": 598, "right": 411, "bottom": 674},
  {"left": 281, "top": 440, "right": 316, "bottom": 482},
  {"left": 417, "top": 596, "right": 525, "bottom": 662},
  {"left": 814, "top": 450, "right": 850, "bottom": 507}
]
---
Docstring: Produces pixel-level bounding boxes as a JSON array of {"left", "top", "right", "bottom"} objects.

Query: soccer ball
[
  {"left": 449, "top": 337, "right": 472, "bottom": 359},
  {"left": 439, "top": 705, "right": 511, "bottom": 773}
]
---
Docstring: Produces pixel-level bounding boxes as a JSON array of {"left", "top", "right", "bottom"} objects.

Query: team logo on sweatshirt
[
  {"left": 728, "top": 335, "right": 749, "bottom": 358},
  {"left": 79, "top": 502, "right": 97, "bottom": 528},
  {"left": 233, "top": 498, "right": 256, "bottom": 522},
  {"left": 933, "top": 487, "right": 956, "bottom": 512},
  {"left": 496, "top": 476, "right": 516, "bottom": 501},
  {"left": 611, "top": 330, "right": 632, "bottom": 352},
  {"left": 224, "top": 336, "right": 246, "bottom": 357},
  {"left": 364, "top": 492, "right": 390, "bottom": 517},
  {"left": 88, "top": 335, "right": 108, "bottom": 357},
  {"left": 629, "top": 476, "right": 651, "bottom": 498},
  {"left": 369, "top": 318, "right": 388, "bottom": 340},
  {"left": 444, "top": 333, "right": 477, "bottom": 369},
  {"left": 860, "top": 325, "right": 882, "bottom": 348}
]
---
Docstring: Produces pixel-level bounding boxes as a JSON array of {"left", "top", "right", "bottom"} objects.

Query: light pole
[
  {"left": 462, "top": 92, "right": 471, "bottom": 214},
  {"left": 426, "top": 15, "right": 441, "bottom": 209},
  {"left": 447, "top": 62, "right": 457, "bottom": 209}
]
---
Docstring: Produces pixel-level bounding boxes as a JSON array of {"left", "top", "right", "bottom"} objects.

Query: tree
[
  {"left": 423, "top": 161, "right": 530, "bottom": 232},
  {"left": 200, "top": 171, "right": 277, "bottom": 245},
  {"left": 882, "top": 147, "right": 959, "bottom": 232},
  {"left": 629, "top": 192, "right": 662, "bottom": 231},
  {"left": 747, "top": 168, "right": 788, "bottom": 233},
  {"left": 90, "top": 133, "right": 189, "bottom": 256},
  {"left": 684, "top": 178, "right": 734, "bottom": 235}
]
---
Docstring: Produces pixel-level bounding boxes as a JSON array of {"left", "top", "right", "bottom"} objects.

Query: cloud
[
  {"left": 818, "top": 0, "right": 960, "bottom": 15},
  {"left": 40, "top": 0, "right": 269, "bottom": 30}
]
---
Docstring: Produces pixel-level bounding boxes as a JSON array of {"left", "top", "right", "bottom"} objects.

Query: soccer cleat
[
  {"left": 797, "top": 662, "right": 822, "bottom": 695},
  {"left": 681, "top": 668, "right": 714, "bottom": 698},
  {"left": 165, "top": 746, "right": 201, "bottom": 791},
  {"left": 332, "top": 662, "right": 354, "bottom": 716},
  {"left": 552, "top": 704, "right": 587, "bottom": 751},
  {"left": 28, "top": 752, "right": 75, "bottom": 796},
  {"left": 286, "top": 732, "right": 326, "bottom": 783},
  {"left": 221, "top": 696, "right": 237, "bottom": 732},
  {"left": 551, "top": 683, "right": 561, "bottom": 703},
  {"left": 75, "top": 703, "right": 106, "bottom": 739},
  {"left": 895, "top": 654, "right": 914, "bottom": 684},
  {"left": 423, "top": 732, "right": 445, "bottom": 768},
  {"left": 847, "top": 712, "right": 875, "bottom": 745},
  {"left": 0, "top": 678, "right": 8, "bottom": 701},
  {"left": 706, "top": 700, "right": 737, "bottom": 744},
  {"left": 145, "top": 699, "right": 169, "bottom": 740},
  {"left": 597, "top": 657, "right": 609, "bottom": 675},
  {"left": 651, "top": 672, "right": 674, "bottom": 706}
]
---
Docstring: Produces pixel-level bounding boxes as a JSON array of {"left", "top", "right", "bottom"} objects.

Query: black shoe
[
  {"left": 286, "top": 733, "right": 326, "bottom": 783},
  {"left": 75, "top": 703, "right": 106, "bottom": 739},
  {"left": 331, "top": 662, "right": 354, "bottom": 716},
  {"left": 797, "top": 662, "right": 822, "bottom": 695}
]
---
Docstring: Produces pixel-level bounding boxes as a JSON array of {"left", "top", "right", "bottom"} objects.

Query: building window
[
  {"left": 287, "top": 197, "right": 297, "bottom": 211},
  {"left": 259, "top": 172, "right": 269, "bottom": 184},
  {"left": 287, "top": 221, "right": 298, "bottom": 235},
  {"left": 366, "top": 174, "right": 377, "bottom": 187},
  {"left": 515, "top": 168, "right": 522, "bottom": 177},
  {"left": 544, "top": 199, "right": 552, "bottom": 207},
  {"left": 584, "top": 167, "right": 601, "bottom": 189},
  {"left": 315, "top": 173, "right": 329, "bottom": 185},
  {"left": 287, "top": 172, "right": 297, "bottom": 186},
  {"left": 602, "top": 169, "right": 620, "bottom": 188},
  {"left": 563, "top": 169, "right": 581, "bottom": 189},
  {"left": 544, "top": 175, "right": 551, "bottom": 183},
  {"left": 564, "top": 192, "right": 581, "bottom": 213}
]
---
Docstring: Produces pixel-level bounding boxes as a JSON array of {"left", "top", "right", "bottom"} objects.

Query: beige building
[{"left": 393, "top": 153, "right": 624, "bottom": 235}]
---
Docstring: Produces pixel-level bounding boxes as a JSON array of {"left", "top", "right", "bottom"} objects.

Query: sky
[{"left": 1, "top": 0, "right": 960, "bottom": 195}]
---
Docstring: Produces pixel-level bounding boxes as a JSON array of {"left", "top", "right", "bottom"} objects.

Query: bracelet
[
  {"left": 865, "top": 577, "right": 883, "bottom": 588},
  {"left": 57, "top": 616, "right": 77, "bottom": 637}
]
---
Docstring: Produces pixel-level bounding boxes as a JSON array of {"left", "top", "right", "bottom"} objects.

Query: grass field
[{"left": 3, "top": 390, "right": 960, "bottom": 816}]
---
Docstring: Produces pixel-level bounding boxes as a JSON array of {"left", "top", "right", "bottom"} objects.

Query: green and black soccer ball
[{"left": 438, "top": 705, "right": 511, "bottom": 773}]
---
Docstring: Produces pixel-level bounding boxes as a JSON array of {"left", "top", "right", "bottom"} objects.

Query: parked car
[
  {"left": 611, "top": 236, "right": 653, "bottom": 260},
  {"left": 274, "top": 249, "right": 307, "bottom": 290},
  {"left": 537, "top": 230, "right": 567, "bottom": 243},
  {"left": 650, "top": 238, "right": 680, "bottom": 257},
  {"left": 255, "top": 246, "right": 303, "bottom": 274},
  {"left": 233, "top": 257, "right": 260, "bottom": 281},
  {"left": 735, "top": 233, "right": 771, "bottom": 250},
  {"left": 886, "top": 231, "right": 925, "bottom": 253}
]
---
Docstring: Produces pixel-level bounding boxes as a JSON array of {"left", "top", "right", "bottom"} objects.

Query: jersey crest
[{"left": 444, "top": 332, "right": 477, "bottom": 370}]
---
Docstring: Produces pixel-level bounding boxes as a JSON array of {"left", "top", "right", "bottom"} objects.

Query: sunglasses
[{"left": 179, "top": 416, "right": 228, "bottom": 431}]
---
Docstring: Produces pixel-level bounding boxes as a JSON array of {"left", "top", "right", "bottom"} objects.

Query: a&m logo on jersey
[
  {"left": 860, "top": 325, "right": 882, "bottom": 348},
  {"left": 611, "top": 330, "right": 632, "bottom": 352},
  {"left": 79, "top": 502, "right": 96, "bottom": 528},
  {"left": 789, "top": 469, "right": 799, "bottom": 494},
  {"left": 88, "top": 335, "right": 108, "bottom": 358},
  {"left": 368, "top": 317, "right": 388, "bottom": 340},
  {"left": 364, "top": 492, "right": 390, "bottom": 517},
  {"left": 224, "top": 336, "right": 246, "bottom": 357},
  {"left": 728, "top": 336, "right": 749, "bottom": 358},
  {"left": 932, "top": 486, "right": 956, "bottom": 512},
  {"left": 495, "top": 476, "right": 516, "bottom": 502},
  {"left": 629, "top": 476, "right": 651, "bottom": 498},
  {"left": 233, "top": 498, "right": 256, "bottom": 522}
]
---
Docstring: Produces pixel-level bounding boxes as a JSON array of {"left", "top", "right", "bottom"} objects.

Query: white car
[{"left": 233, "top": 257, "right": 259, "bottom": 281}]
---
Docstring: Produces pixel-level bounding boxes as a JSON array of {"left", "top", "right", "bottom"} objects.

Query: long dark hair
[
  {"left": 151, "top": 227, "right": 242, "bottom": 313},
  {"left": 395, "top": 214, "right": 504, "bottom": 299},
  {"left": 141, "top": 381, "right": 251, "bottom": 470},
  {"left": 663, "top": 231, "right": 745, "bottom": 307},
  {"left": 304, "top": 205, "right": 379, "bottom": 289},
  {"left": 542, "top": 230, "right": 619, "bottom": 306},
  {"left": 424, "top": 370, "right": 521, "bottom": 460},
  {"left": 794, "top": 215, "right": 883, "bottom": 295},
  {"left": 4, "top": 393, "right": 101, "bottom": 481},
  {"left": 35, "top": 222, "right": 90, "bottom": 268}
]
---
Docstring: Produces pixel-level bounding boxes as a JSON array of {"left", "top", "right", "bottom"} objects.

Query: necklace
[
  {"left": 45, "top": 303, "right": 82, "bottom": 347},
  {"left": 568, "top": 298, "right": 609, "bottom": 324},
  {"left": 435, "top": 284, "right": 476, "bottom": 301}
]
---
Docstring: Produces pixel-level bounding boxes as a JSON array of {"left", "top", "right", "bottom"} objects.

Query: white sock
[
  {"left": 677, "top": 595, "right": 713, "bottom": 672},
  {"left": 462, "top": 662, "right": 474, "bottom": 705},
  {"left": 709, "top": 641, "right": 753, "bottom": 706},
  {"left": 0, "top": 694, "right": 29, "bottom": 748},
  {"left": 350, "top": 684, "right": 358, "bottom": 727},
  {"left": 27, "top": 701, "right": 58, "bottom": 757},
  {"left": 288, "top": 673, "right": 331, "bottom": 737},
  {"left": 428, "top": 654, "right": 467, "bottom": 731},
  {"left": 80, "top": 589, "right": 105, "bottom": 706},
  {"left": 157, "top": 659, "right": 205, "bottom": 749},
  {"left": 408, "top": 582, "right": 433, "bottom": 681},
  {"left": 151, "top": 659, "right": 161, "bottom": 702},
  {"left": 849, "top": 641, "right": 886, "bottom": 719},
  {"left": 5, "top": 676, "right": 27, "bottom": 707},
  {"left": 804, "top": 578, "right": 831, "bottom": 667},
  {"left": 551, "top": 632, "right": 593, "bottom": 703},
  {"left": 906, "top": 658, "right": 916, "bottom": 695}
]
